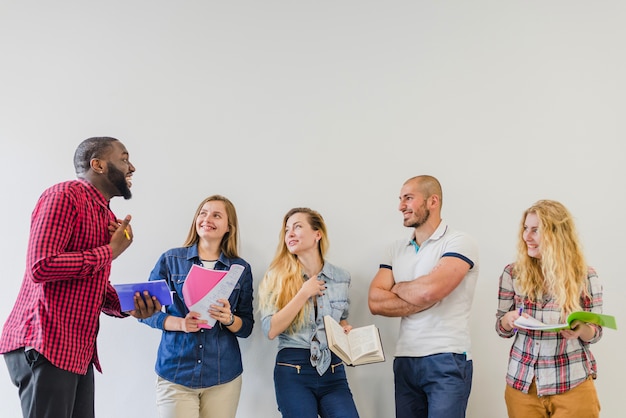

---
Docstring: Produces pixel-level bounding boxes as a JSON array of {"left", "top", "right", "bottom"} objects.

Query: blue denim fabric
[
  {"left": 274, "top": 348, "right": 360, "bottom": 418},
  {"left": 261, "top": 262, "right": 350, "bottom": 375},
  {"left": 138, "top": 245, "right": 254, "bottom": 388},
  {"left": 393, "top": 353, "right": 473, "bottom": 418}
]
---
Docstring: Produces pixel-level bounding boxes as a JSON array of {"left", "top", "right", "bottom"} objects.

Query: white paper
[
  {"left": 188, "top": 264, "right": 244, "bottom": 328},
  {"left": 514, "top": 315, "right": 568, "bottom": 331}
]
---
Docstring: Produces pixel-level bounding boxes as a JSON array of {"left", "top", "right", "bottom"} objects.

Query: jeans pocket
[
  {"left": 330, "top": 361, "right": 344, "bottom": 373},
  {"left": 276, "top": 362, "right": 302, "bottom": 374},
  {"left": 24, "top": 349, "right": 42, "bottom": 368}
]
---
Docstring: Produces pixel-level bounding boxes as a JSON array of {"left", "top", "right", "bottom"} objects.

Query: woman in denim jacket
[
  {"left": 139, "top": 195, "right": 254, "bottom": 418},
  {"left": 258, "top": 207, "right": 360, "bottom": 418}
]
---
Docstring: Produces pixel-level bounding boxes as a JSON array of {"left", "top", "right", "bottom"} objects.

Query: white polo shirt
[{"left": 382, "top": 222, "right": 479, "bottom": 359}]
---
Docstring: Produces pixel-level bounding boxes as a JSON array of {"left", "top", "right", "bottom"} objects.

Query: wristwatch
[{"left": 224, "top": 313, "right": 235, "bottom": 327}]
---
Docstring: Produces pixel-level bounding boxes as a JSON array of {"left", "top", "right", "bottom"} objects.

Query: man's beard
[
  {"left": 405, "top": 208, "right": 430, "bottom": 229},
  {"left": 107, "top": 164, "right": 132, "bottom": 200}
]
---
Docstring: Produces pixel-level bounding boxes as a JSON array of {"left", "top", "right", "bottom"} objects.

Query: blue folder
[{"left": 113, "top": 280, "right": 173, "bottom": 312}]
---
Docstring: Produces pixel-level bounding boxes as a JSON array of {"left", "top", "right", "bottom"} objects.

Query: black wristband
[{"left": 224, "top": 313, "right": 235, "bottom": 327}]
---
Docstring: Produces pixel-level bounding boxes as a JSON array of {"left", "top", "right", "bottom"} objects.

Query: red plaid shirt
[
  {"left": 495, "top": 263, "right": 603, "bottom": 396},
  {"left": 0, "top": 179, "right": 125, "bottom": 374}
]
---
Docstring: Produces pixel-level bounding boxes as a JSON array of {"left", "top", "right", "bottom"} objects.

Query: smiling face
[
  {"left": 103, "top": 141, "right": 135, "bottom": 200},
  {"left": 398, "top": 181, "right": 430, "bottom": 228},
  {"left": 284, "top": 212, "right": 321, "bottom": 257},
  {"left": 195, "top": 200, "right": 230, "bottom": 243},
  {"left": 523, "top": 212, "right": 542, "bottom": 259}
]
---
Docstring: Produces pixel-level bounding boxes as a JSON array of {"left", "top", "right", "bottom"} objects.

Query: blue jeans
[
  {"left": 274, "top": 348, "right": 360, "bottom": 418},
  {"left": 394, "top": 353, "right": 473, "bottom": 418}
]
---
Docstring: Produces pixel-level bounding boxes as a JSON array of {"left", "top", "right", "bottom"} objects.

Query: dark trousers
[
  {"left": 4, "top": 348, "right": 95, "bottom": 418},
  {"left": 394, "top": 353, "right": 473, "bottom": 418},
  {"left": 274, "top": 348, "right": 360, "bottom": 418}
]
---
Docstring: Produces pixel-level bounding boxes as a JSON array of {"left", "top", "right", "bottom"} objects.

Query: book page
[
  {"left": 513, "top": 315, "right": 568, "bottom": 331},
  {"left": 514, "top": 311, "right": 618, "bottom": 331},
  {"left": 325, "top": 315, "right": 352, "bottom": 359},
  {"left": 348, "top": 325, "right": 379, "bottom": 360}
]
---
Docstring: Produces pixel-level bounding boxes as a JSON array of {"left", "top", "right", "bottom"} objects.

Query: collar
[
  {"left": 185, "top": 244, "right": 231, "bottom": 268},
  {"left": 302, "top": 262, "right": 330, "bottom": 281},
  {"left": 406, "top": 221, "right": 449, "bottom": 250},
  {"left": 76, "top": 179, "right": 110, "bottom": 210}
]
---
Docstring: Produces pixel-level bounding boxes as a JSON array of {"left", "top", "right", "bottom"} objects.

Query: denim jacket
[
  {"left": 261, "top": 262, "right": 350, "bottom": 375},
  {"left": 139, "top": 245, "right": 254, "bottom": 388}
]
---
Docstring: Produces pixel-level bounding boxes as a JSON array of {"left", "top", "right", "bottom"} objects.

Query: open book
[
  {"left": 514, "top": 311, "right": 617, "bottom": 331},
  {"left": 181, "top": 264, "right": 244, "bottom": 329},
  {"left": 113, "top": 280, "right": 173, "bottom": 312},
  {"left": 323, "top": 315, "right": 385, "bottom": 366}
]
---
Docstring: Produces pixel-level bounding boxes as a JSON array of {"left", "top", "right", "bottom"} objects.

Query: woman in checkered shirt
[{"left": 495, "top": 200, "right": 603, "bottom": 418}]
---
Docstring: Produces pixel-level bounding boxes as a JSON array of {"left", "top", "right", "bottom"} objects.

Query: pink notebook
[
  {"left": 181, "top": 264, "right": 244, "bottom": 329},
  {"left": 181, "top": 265, "right": 228, "bottom": 307}
]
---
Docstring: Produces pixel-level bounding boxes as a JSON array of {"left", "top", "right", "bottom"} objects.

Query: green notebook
[{"left": 514, "top": 311, "right": 617, "bottom": 331}]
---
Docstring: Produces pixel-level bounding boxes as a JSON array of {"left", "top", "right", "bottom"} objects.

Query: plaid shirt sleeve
[
  {"left": 28, "top": 188, "right": 111, "bottom": 283},
  {"left": 495, "top": 264, "right": 517, "bottom": 338},
  {"left": 0, "top": 181, "right": 121, "bottom": 375}
]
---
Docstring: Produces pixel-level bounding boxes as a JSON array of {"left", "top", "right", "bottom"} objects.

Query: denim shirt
[
  {"left": 139, "top": 245, "right": 254, "bottom": 388},
  {"left": 261, "top": 262, "right": 350, "bottom": 375}
]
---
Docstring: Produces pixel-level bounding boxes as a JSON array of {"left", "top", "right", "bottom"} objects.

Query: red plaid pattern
[
  {"left": 495, "top": 264, "right": 603, "bottom": 396},
  {"left": 0, "top": 180, "right": 124, "bottom": 374}
]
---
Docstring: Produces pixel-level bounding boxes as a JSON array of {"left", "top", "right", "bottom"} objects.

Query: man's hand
[
  {"left": 110, "top": 215, "right": 133, "bottom": 260},
  {"left": 128, "top": 290, "right": 162, "bottom": 319}
]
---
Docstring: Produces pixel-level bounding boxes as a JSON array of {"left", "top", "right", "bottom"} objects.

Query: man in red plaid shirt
[{"left": 0, "top": 137, "right": 161, "bottom": 418}]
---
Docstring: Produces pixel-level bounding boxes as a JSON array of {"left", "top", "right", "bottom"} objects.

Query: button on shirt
[
  {"left": 0, "top": 180, "right": 125, "bottom": 375},
  {"left": 495, "top": 263, "right": 603, "bottom": 396}
]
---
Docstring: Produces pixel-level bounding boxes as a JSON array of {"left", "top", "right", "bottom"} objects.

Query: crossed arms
[{"left": 368, "top": 256, "right": 471, "bottom": 317}]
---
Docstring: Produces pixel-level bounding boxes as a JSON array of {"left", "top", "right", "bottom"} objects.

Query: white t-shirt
[{"left": 382, "top": 222, "right": 479, "bottom": 359}]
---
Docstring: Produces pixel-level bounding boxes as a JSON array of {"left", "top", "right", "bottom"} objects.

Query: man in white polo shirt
[{"left": 368, "top": 175, "right": 479, "bottom": 418}]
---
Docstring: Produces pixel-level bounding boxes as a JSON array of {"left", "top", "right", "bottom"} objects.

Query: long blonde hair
[
  {"left": 258, "top": 208, "right": 328, "bottom": 333},
  {"left": 513, "top": 200, "right": 588, "bottom": 318},
  {"left": 182, "top": 195, "right": 240, "bottom": 258}
]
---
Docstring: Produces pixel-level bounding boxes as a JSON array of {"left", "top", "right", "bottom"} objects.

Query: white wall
[{"left": 1, "top": 2, "right": 624, "bottom": 417}]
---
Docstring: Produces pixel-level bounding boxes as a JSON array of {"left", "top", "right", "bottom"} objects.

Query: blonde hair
[
  {"left": 182, "top": 195, "right": 239, "bottom": 258},
  {"left": 513, "top": 200, "right": 588, "bottom": 319},
  {"left": 258, "top": 208, "right": 328, "bottom": 333}
]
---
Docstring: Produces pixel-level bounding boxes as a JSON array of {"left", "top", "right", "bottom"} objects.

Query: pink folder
[
  {"left": 181, "top": 265, "right": 228, "bottom": 307},
  {"left": 181, "top": 264, "right": 244, "bottom": 329}
]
